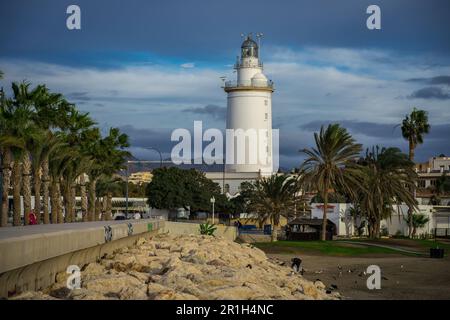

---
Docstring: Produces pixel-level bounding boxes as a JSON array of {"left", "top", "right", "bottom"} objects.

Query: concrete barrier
[
  {"left": 160, "top": 221, "right": 238, "bottom": 241},
  {"left": 0, "top": 219, "right": 163, "bottom": 298}
]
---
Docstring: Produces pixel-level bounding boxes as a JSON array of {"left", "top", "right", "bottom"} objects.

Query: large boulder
[{"left": 12, "top": 234, "right": 336, "bottom": 300}]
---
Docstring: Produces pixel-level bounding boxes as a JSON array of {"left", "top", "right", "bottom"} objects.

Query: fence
[{"left": 434, "top": 228, "right": 450, "bottom": 238}]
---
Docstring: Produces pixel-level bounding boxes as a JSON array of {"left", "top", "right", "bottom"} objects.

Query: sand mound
[{"left": 12, "top": 234, "right": 339, "bottom": 300}]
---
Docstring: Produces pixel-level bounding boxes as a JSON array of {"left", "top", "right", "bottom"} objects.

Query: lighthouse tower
[{"left": 224, "top": 34, "right": 274, "bottom": 175}]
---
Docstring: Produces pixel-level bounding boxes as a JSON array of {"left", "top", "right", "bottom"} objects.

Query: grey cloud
[
  {"left": 300, "top": 120, "right": 400, "bottom": 139},
  {"left": 408, "top": 87, "right": 450, "bottom": 100},
  {"left": 406, "top": 75, "right": 450, "bottom": 86},
  {"left": 182, "top": 104, "right": 226, "bottom": 120},
  {"left": 67, "top": 92, "right": 91, "bottom": 101},
  {"left": 119, "top": 125, "right": 173, "bottom": 155}
]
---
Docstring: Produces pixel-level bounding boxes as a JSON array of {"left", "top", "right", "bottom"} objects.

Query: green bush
[{"left": 199, "top": 223, "right": 217, "bottom": 236}]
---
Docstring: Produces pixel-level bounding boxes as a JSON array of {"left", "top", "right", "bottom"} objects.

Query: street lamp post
[
  {"left": 143, "top": 147, "right": 163, "bottom": 168},
  {"left": 210, "top": 196, "right": 216, "bottom": 224},
  {"left": 125, "top": 147, "right": 163, "bottom": 218}
]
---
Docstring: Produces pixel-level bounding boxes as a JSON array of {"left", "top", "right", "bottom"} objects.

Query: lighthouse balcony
[
  {"left": 234, "top": 60, "right": 263, "bottom": 69},
  {"left": 223, "top": 79, "right": 274, "bottom": 92}
]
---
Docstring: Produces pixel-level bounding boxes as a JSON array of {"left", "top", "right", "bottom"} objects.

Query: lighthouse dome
[
  {"left": 241, "top": 35, "right": 259, "bottom": 58},
  {"left": 252, "top": 73, "right": 267, "bottom": 81},
  {"left": 251, "top": 72, "right": 268, "bottom": 86}
]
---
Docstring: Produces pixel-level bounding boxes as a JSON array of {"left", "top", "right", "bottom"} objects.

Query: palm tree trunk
[
  {"left": 56, "top": 180, "right": 63, "bottom": 223},
  {"left": 63, "top": 182, "right": 72, "bottom": 223},
  {"left": 321, "top": 191, "right": 328, "bottom": 241},
  {"left": 375, "top": 220, "right": 381, "bottom": 238},
  {"left": 22, "top": 151, "right": 32, "bottom": 225},
  {"left": 42, "top": 158, "right": 50, "bottom": 224},
  {"left": 95, "top": 197, "right": 102, "bottom": 221},
  {"left": 71, "top": 183, "right": 76, "bottom": 222},
  {"left": 12, "top": 160, "right": 22, "bottom": 226},
  {"left": 88, "top": 177, "right": 97, "bottom": 221},
  {"left": 106, "top": 192, "right": 113, "bottom": 221},
  {"left": 50, "top": 179, "right": 59, "bottom": 224},
  {"left": 1, "top": 148, "right": 12, "bottom": 227},
  {"left": 80, "top": 174, "right": 88, "bottom": 222},
  {"left": 408, "top": 141, "right": 415, "bottom": 162},
  {"left": 102, "top": 196, "right": 107, "bottom": 221},
  {"left": 408, "top": 141, "right": 415, "bottom": 238},
  {"left": 33, "top": 165, "right": 42, "bottom": 224}
]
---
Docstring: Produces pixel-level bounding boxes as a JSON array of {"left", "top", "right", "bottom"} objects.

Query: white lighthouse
[{"left": 224, "top": 34, "right": 274, "bottom": 175}]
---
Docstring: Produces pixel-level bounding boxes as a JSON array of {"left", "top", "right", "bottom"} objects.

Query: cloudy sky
[{"left": 1, "top": 0, "right": 449, "bottom": 169}]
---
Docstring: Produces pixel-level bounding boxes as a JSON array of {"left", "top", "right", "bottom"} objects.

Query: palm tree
[
  {"left": 96, "top": 177, "right": 122, "bottom": 220},
  {"left": 1, "top": 82, "right": 37, "bottom": 225},
  {"left": 401, "top": 108, "right": 430, "bottom": 161},
  {"left": 404, "top": 214, "right": 430, "bottom": 238},
  {"left": 0, "top": 90, "right": 13, "bottom": 226},
  {"left": 48, "top": 146, "right": 73, "bottom": 224},
  {"left": 61, "top": 151, "right": 92, "bottom": 222},
  {"left": 83, "top": 127, "right": 129, "bottom": 221},
  {"left": 436, "top": 173, "right": 450, "bottom": 195},
  {"left": 300, "top": 124, "right": 362, "bottom": 240},
  {"left": 247, "top": 174, "right": 302, "bottom": 229},
  {"left": 28, "top": 131, "right": 64, "bottom": 223},
  {"left": 355, "top": 147, "right": 418, "bottom": 238},
  {"left": 401, "top": 108, "right": 430, "bottom": 237},
  {"left": 32, "top": 87, "right": 74, "bottom": 224}
]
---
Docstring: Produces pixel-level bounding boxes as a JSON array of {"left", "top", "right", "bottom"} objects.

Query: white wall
[
  {"left": 311, "top": 203, "right": 354, "bottom": 236},
  {"left": 311, "top": 203, "right": 441, "bottom": 237}
]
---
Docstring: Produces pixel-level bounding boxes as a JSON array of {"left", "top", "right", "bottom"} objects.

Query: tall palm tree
[
  {"left": 300, "top": 124, "right": 362, "bottom": 240},
  {"left": 96, "top": 177, "right": 123, "bottom": 221},
  {"left": 48, "top": 146, "right": 72, "bottom": 224},
  {"left": 401, "top": 108, "right": 430, "bottom": 161},
  {"left": 1, "top": 82, "right": 37, "bottom": 225},
  {"left": 28, "top": 131, "right": 64, "bottom": 223},
  {"left": 83, "top": 127, "right": 129, "bottom": 221},
  {"left": 0, "top": 89, "right": 13, "bottom": 226},
  {"left": 355, "top": 147, "right": 418, "bottom": 238},
  {"left": 61, "top": 109, "right": 96, "bottom": 222},
  {"left": 61, "top": 151, "right": 92, "bottom": 223},
  {"left": 247, "top": 174, "right": 302, "bottom": 229},
  {"left": 401, "top": 107, "right": 430, "bottom": 237}
]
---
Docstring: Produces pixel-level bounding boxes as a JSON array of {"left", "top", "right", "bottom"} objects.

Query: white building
[
  {"left": 206, "top": 34, "right": 275, "bottom": 195},
  {"left": 311, "top": 203, "right": 450, "bottom": 237},
  {"left": 416, "top": 156, "right": 450, "bottom": 205}
]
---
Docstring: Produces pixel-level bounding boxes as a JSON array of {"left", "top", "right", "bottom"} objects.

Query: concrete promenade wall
[
  {"left": 0, "top": 219, "right": 163, "bottom": 298},
  {"left": 160, "top": 221, "right": 238, "bottom": 241}
]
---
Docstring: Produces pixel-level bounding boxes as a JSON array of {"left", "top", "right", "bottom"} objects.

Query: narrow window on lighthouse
[
  {"left": 265, "top": 113, "right": 268, "bottom": 120},
  {"left": 264, "top": 100, "right": 268, "bottom": 106}
]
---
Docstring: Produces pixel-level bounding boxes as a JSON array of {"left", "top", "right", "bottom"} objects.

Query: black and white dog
[{"left": 291, "top": 257, "right": 304, "bottom": 275}]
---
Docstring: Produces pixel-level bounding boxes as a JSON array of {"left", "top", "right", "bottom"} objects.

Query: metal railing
[
  {"left": 224, "top": 79, "right": 274, "bottom": 89},
  {"left": 434, "top": 228, "right": 450, "bottom": 238},
  {"left": 234, "top": 61, "right": 263, "bottom": 69}
]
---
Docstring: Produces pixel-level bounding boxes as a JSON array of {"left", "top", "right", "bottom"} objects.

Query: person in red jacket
[{"left": 29, "top": 210, "right": 37, "bottom": 225}]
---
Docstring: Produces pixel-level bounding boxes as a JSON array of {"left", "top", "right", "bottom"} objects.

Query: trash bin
[
  {"left": 263, "top": 224, "right": 272, "bottom": 235},
  {"left": 430, "top": 248, "right": 444, "bottom": 258}
]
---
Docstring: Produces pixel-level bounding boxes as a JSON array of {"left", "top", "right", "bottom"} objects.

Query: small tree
[
  {"left": 146, "top": 167, "right": 226, "bottom": 218},
  {"left": 404, "top": 214, "right": 430, "bottom": 238}
]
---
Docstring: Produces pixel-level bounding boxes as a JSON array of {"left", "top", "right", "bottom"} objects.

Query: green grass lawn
[
  {"left": 255, "top": 238, "right": 450, "bottom": 257},
  {"left": 343, "top": 238, "right": 450, "bottom": 251},
  {"left": 254, "top": 240, "right": 404, "bottom": 256}
]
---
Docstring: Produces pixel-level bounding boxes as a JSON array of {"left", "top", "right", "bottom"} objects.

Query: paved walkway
[{"left": 0, "top": 220, "right": 140, "bottom": 240}]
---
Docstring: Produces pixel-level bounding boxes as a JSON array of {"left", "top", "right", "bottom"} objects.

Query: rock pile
[{"left": 12, "top": 234, "right": 339, "bottom": 300}]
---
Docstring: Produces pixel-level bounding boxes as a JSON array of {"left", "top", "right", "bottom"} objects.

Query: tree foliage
[
  {"left": 300, "top": 124, "right": 362, "bottom": 240},
  {"left": 146, "top": 167, "right": 227, "bottom": 213}
]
